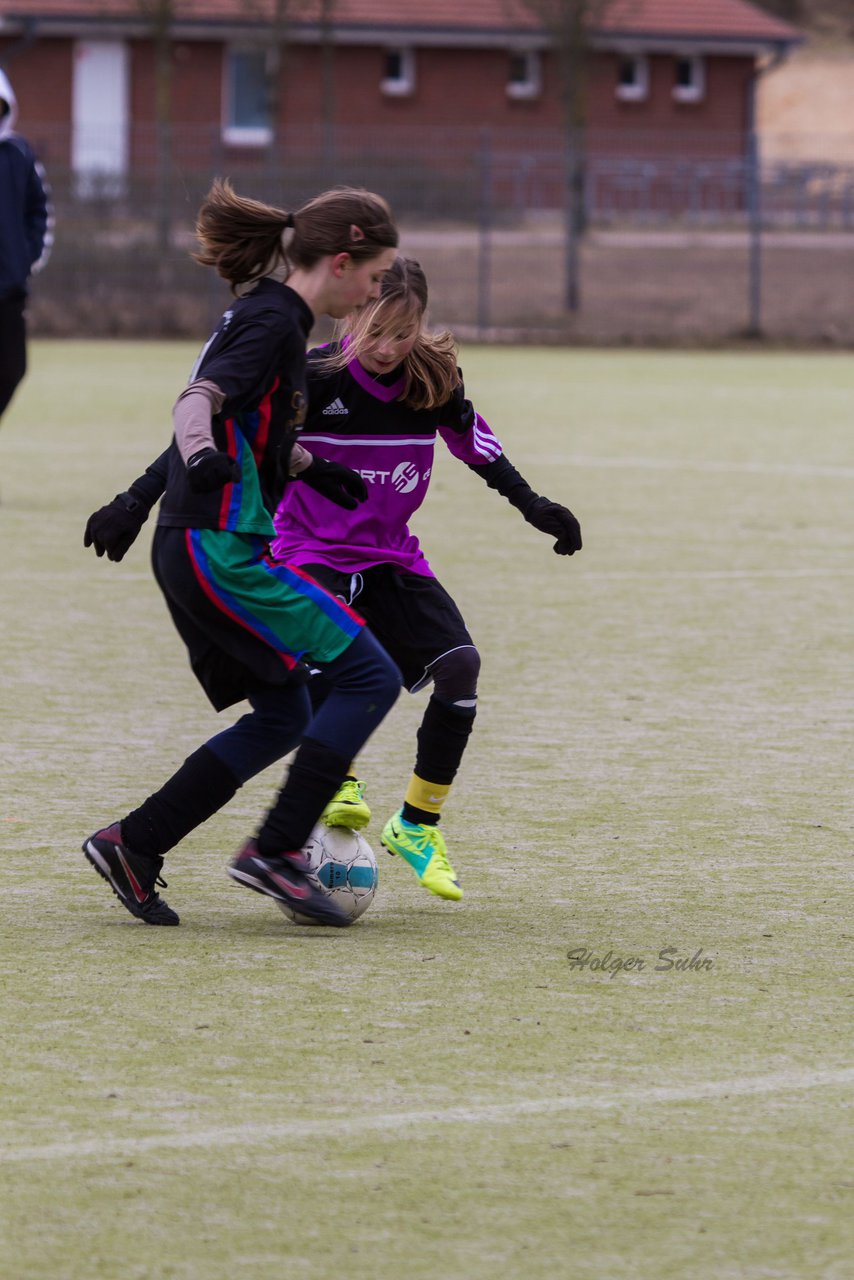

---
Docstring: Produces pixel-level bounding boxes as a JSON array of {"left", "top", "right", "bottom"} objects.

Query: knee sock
[
  {"left": 402, "top": 695, "right": 477, "bottom": 826},
  {"left": 253, "top": 629, "right": 400, "bottom": 854},
  {"left": 257, "top": 737, "right": 352, "bottom": 856},
  {"left": 121, "top": 745, "right": 241, "bottom": 861}
]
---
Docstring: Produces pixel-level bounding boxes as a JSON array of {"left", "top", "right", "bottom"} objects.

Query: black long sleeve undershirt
[
  {"left": 124, "top": 448, "right": 170, "bottom": 511},
  {"left": 467, "top": 454, "right": 538, "bottom": 515}
]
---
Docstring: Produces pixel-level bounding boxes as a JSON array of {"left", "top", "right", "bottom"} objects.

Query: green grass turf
[{"left": 1, "top": 341, "right": 852, "bottom": 1280}]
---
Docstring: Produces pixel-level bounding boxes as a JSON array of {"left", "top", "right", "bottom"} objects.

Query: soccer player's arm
[
  {"left": 466, "top": 456, "right": 580, "bottom": 554},
  {"left": 83, "top": 368, "right": 228, "bottom": 560},
  {"left": 26, "top": 153, "right": 52, "bottom": 274},
  {"left": 173, "top": 379, "right": 243, "bottom": 493},
  {"left": 438, "top": 381, "right": 583, "bottom": 557},
  {"left": 83, "top": 449, "right": 170, "bottom": 562}
]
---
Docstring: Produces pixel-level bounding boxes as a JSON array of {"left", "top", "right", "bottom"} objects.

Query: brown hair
[
  {"left": 193, "top": 178, "right": 398, "bottom": 293},
  {"left": 327, "top": 257, "right": 460, "bottom": 411}
]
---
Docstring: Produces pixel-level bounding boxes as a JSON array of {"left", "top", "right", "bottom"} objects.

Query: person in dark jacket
[{"left": 0, "top": 67, "right": 52, "bottom": 424}]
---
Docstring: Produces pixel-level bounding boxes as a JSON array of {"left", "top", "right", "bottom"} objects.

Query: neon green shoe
[
  {"left": 321, "top": 778, "right": 371, "bottom": 830},
  {"left": 380, "top": 810, "right": 463, "bottom": 901}
]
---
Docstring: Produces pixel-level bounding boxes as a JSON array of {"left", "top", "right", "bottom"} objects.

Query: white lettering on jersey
[
  {"left": 355, "top": 463, "right": 421, "bottom": 490},
  {"left": 392, "top": 461, "right": 420, "bottom": 493},
  {"left": 322, "top": 398, "right": 348, "bottom": 416},
  {"left": 187, "top": 310, "right": 233, "bottom": 383}
]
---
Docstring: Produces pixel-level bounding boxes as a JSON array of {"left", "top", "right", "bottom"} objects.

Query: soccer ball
[{"left": 277, "top": 823, "right": 379, "bottom": 926}]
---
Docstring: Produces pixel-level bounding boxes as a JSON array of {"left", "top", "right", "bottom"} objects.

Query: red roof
[
  {"left": 599, "top": 0, "right": 800, "bottom": 42},
  {"left": 0, "top": 0, "right": 801, "bottom": 44}
]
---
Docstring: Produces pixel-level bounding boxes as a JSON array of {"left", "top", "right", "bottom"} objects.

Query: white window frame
[
  {"left": 72, "top": 39, "right": 130, "bottom": 194},
  {"left": 381, "top": 47, "right": 416, "bottom": 97},
  {"left": 673, "top": 54, "right": 705, "bottom": 104},
  {"left": 507, "top": 49, "right": 542, "bottom": 101},
  {"left": 223, "top": 46, "right": 273, "bottom": 147},
  {"left": 616, "top": 53, "right": 649, "bottom": 103}
]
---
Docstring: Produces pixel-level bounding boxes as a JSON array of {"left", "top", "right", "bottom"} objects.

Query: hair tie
[
  {"left": 349, "top": 224, "right": 365, "bottom": 243},
  {"left": 284, "top": 213, "right": 295, "bottom": 230}
]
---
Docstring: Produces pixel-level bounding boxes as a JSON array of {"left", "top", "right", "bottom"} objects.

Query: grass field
[{"left": 1, "top": 341, "right": 852, "bottom": 1280}]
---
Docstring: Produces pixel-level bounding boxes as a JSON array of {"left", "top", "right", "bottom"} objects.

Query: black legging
[
  {"left": 309, "top": 642, "right": 480, "bottom": 789},
  {"left": 0, "top": 295, "right": 27, "bottom": 422}
]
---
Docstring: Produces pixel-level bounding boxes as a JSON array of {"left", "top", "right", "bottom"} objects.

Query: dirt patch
[{"left": 410, "top": 227, "right": 854, "bottom": 345}]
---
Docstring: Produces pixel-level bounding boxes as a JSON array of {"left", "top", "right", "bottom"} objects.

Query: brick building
[{"left": 0, "top": 0, "right": 802, "bottom": 189}]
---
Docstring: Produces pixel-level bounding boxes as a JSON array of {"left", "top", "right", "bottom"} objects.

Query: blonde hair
[
  {"left": 327, "top": 257, "right": 460, "bottom": 411},
  {"left": 193, "top": 178, "right": 398, "bottom": 294}
]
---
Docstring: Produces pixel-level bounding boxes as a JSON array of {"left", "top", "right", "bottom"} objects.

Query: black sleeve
[
  {"left": 437, "top": 368, "right": 473, "bottom": 435},
  {"left": 125, "top": 448, "right": 170, "bottom": 511},
  {"left": 469, "top": 452, "right": 583, "bottom": 555},
  {"left": 26, "top": 156, "right": 51, "bottom": 270},
  {"left": 467, "top": 453, "right": 538, "bottom": 514}
]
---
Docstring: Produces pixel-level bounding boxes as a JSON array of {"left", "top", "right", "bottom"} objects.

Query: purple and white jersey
[{"left": 271, "top": 348, "right": 502, "bottom": 577}]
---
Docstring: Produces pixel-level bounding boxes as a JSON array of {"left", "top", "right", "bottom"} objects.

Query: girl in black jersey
[
  {"left": 86, "top": 258, "right": 581, "bottom": 907},
  {"left": 82, "top": 180, "right": 400, "bottom": 928}
]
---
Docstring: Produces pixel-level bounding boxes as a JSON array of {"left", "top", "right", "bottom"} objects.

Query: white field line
[
  {"left": 577, "top": 568, "right": 854, "bottom": 580},
  {"left": 3, "top": 1066, "right": 853, "bottom": 1165},
  {"left": 518, "top": 454, "right": 854, "bottom": 479}
]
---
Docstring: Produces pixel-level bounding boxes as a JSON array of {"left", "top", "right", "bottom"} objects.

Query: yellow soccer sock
[{"left": 403, "top": 775, "right": 451, "bottom": 825}]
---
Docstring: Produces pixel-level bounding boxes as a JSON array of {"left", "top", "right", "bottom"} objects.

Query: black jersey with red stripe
[{"left": 157, "top": 280, "right": 312, "bottom": 535}]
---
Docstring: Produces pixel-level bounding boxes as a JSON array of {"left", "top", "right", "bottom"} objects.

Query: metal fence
[{"left": 26, "top": 123, "right": 854, "bottom": 345}]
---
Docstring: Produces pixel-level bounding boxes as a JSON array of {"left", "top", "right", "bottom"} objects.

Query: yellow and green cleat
[
  {"left": 321, "top": 778, "right": 371, "bottom": 830},
  {"left": 380, "top": 810, "right": 463, "bottom": 901}
]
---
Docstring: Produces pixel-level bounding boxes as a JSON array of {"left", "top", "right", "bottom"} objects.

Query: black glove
[
  {"left": 186, "top": 448, "right": 242, "bottom": 493},
  {"left": 468, "top": 455, "right": 582, "bottom": 557},
  {"left": 523, "top": 496, "right": 583, "bottom": 556},
  {"left": 84, "top": 491, "right": 150, "bottom": 562},
  {"left": 299, "top": 456, "right": 368, "bottom": 510}
]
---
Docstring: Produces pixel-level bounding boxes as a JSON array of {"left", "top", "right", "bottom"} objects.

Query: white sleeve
[{"left": 172, "top": 379, "right": 226, "bottom": 465}]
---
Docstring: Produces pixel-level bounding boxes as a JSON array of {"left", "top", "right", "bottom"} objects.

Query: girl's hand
[
  {"left": 83, "top": 492, "right": 150, "bottom": 562},
  {"left": 186, "top": 448, "right": 242, "bottom": 493},
  {"left": 523, "top": 496, "right": 582, "bottom": 555},
  {"left": 299, "top": 456, "right": 368, "bottom": 510}
]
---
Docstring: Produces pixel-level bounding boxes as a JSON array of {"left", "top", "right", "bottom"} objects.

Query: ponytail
[{"left": 194, "top": 178, "right": 397, "bottom": 294}]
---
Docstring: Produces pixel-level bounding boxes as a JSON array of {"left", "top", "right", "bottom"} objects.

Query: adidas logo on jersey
[{"left": 322, "top": 398, "right": 348, "bottom": 416}]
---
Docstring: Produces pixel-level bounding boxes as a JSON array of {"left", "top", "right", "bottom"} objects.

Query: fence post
[
  {"left": 477, "top": 128, "right": 493, "bottom": 337},
  {"left": 154, "top": 119, "right": 173, "bottom": 255},
  {"left": 745, "top": 78, "right": 763, "bottom": 338},
  {"left": 564, "top": 125, "right": 584, "bottom": 313}
]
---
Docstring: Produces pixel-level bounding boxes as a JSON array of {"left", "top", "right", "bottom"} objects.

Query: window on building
[
  {"left": 72, "top": 39, "right": 129, "bottom": 195},
  {"left": 616, "top": 54, "right": 649, "bottom": 102},
  {"left": 382, "top": 48, "right": 415, "bottom": 97},
  {"left": 507, "top": 50, "right": 542, "bottom": 100},
  {"left": 673, "top": 55, "right": 705, "bottom": 103},
  {"left": 223, "top": 47, "right": 272, "bottom": 146}
]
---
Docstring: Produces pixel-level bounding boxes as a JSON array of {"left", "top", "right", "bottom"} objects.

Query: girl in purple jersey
[
  {"left": 81, "top": 180, "right": 400, "bottom": 928},
  {"left": 86, "top": 257, "right": 581, "bottom": 905},
  {"left": 276, "top": 257, "right": 582, "bottom": 899}
]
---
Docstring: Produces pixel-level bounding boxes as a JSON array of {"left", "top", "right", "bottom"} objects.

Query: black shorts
[
  {"left": 302, "top": 563, "right": 473, "bottom": 692},
  {"left": 151, "top": 527, "right": 366, "bottom": 711}
]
